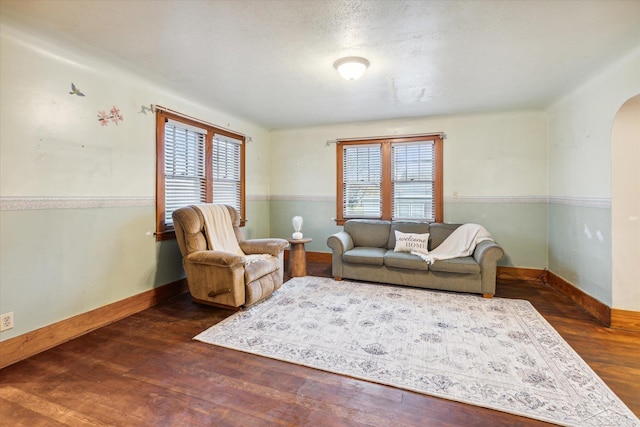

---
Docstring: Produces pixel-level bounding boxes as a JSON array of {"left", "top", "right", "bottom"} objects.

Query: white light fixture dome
[{"left": 334, "top": 56, "right": 370, "bottom": 81}]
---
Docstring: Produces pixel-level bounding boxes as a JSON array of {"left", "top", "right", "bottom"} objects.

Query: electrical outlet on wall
[{"left": 1, "top": 312, "right": 14, "bottom": 331}]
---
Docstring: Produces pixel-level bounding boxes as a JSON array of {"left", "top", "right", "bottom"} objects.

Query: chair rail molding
[{"left": 0, "top": 196, "right": 155, "bottom": 211}]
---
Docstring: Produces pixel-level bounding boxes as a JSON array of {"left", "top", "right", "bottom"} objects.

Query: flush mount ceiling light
[{"left": 333, "top": 56, "right": 370, "bottom": 81}]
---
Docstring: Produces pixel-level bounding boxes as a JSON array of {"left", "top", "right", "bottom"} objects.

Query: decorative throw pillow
[{"left": 394, "top": 231, "right": 430, "bottom": 256}]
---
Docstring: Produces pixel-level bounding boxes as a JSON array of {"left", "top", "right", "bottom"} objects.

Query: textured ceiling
[{"left": 2, "top": 0, "right": 640, "bottom": 129}]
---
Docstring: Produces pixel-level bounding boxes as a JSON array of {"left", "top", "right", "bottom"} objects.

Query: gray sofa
[{"left": 327, "top": 220, "right": 504, "bottom": 297}]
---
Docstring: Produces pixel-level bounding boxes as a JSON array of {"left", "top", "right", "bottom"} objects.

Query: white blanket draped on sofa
[{"left": 412, "top": 223, "right": 494, "bottom": 264}]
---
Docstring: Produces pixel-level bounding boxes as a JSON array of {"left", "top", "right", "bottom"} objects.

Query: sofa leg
[
  {"left": 482, "top": 293, "right": 494, "bottom": 299},
  {"left": 334, "top": 277, "right": 343, "bottom": 281}
]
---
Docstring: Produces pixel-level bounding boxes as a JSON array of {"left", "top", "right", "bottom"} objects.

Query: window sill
[{"left": 155, "top": 229, "right": 176, "bottom": 241}]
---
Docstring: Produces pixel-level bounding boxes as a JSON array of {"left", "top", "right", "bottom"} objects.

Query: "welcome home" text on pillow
[{"left": 393, "top": 231, "right": 430, "bottom": 256}]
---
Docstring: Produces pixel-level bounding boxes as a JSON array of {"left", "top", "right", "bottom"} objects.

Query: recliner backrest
[{"left": 172, "top": 204, "right": 242, "bottom": 257}]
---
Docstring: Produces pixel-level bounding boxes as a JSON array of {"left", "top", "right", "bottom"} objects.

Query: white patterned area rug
[{"left": 194, "top": 277, "right": 639, "bottom": 426}]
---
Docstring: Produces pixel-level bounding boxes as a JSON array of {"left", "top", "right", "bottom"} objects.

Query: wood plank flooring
[{"left": 1, "top": 262, "right": 639, "bottom": 426}]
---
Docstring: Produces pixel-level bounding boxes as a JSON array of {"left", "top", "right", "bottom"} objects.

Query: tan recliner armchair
[{"left": 172, "top": 204, "right": 289, "bottom": 309}]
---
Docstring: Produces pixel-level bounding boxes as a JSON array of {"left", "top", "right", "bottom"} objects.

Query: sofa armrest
[
  {"left": 240, "top": 238, "right": 289, "bottom": 257},
  {"left": 473, "top": 240, "right": 505, "bottom": 296},
  {"left": 327, "top": 231, "right": 354, "bottom": 255},
  {"left": 473, "top": 240, "right": 504, "bottom": 266},
  {"left": 327, "top": 231, "right": 354, "bottom": 280}
]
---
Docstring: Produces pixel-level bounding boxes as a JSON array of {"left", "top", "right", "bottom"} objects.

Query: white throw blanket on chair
[
  {"left": 195, "top": 204, "right": 245, "bottom": 256},
  {"left": 194, "top": 204, "right": 271, "bottom": 265},
  {"left": 411, "top": 223, "right": 494, "bottom": 264}
]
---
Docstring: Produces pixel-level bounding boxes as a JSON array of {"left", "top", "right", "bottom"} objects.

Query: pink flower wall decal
[
  {"left": 97, "top": 110, "right": 109, "bottom": 126},
  {"left": 97, "top": 106, "right": 124, "bottom": 126}
]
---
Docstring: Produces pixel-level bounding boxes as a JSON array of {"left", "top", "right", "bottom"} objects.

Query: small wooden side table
[{"left": 287, "top": 238, "right": 312, "bottom": 277}]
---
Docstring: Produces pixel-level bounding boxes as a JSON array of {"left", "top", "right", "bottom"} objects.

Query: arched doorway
[{"left": 611, "top": 94, "right": 640, "bottom": 314}]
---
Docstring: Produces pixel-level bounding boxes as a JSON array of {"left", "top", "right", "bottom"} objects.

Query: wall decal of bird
[
  {"left": 138, "top": 105, "right": 155, "bottom": 114},
  {"left": 69, "top": 83, "right": 85, "bottom": 96}
]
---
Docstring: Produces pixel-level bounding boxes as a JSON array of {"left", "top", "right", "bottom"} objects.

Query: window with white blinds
[
  {"left": 156, "top": 109, "right": 245, "bottom": 240},
  {"left": 342, "top": 144, "right": 382, "bottom": 218},
  {"left": 212, "top": 134, "right": 242, "bottom": 209},
  {"left": 337, "top": 135, "right": 442, "bottom": 224},
  {"left": 392, "top": 142, "right": 435, "bottom": 220},
  {"left": 164, "top": 120, "right": 207, "bottom": 227}
]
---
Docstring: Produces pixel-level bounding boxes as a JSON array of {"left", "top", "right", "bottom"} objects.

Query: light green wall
[
  {"left": 445, "top": 201, "right": 548, "bottom": 268},
  {"left": 0, "top": 207, "right": 183, "bottom": 335},
  {"left": 270, "top": 198, "right": 340, "bottom": 253},
  {"left": 245, "top": 198, "right": 272, "bottom": 240},
  {"left": 269, "top": 197, "right": 548, "bottom": 268},
  {"left": 0, "top": 15, "right": 273, "bottom": 340},
  {"left": 548, "top": 204, "right": 612, "bottom": 305}
]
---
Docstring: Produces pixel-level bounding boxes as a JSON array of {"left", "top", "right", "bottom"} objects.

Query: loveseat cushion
[
  {"left": 387, "top": 221, "right": 431, "bottom": 249},
  {"left": 429, "top": 256, "right": 481, "bottom": 274},
  {"left": 344, "top": 220, "right": 391, "bottom": 248},
  {"left": 383, "top": 250, "right": 429, "bottom": 270},
  {"left": 343, "top": 247, "right": 386, "bottom": 265}
]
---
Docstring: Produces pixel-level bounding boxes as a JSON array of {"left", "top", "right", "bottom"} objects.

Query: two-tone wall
[
  {"left": 546, "top": 47, "right": 640, "bottom": 309},
  {"left": 269, "top": 49, "right": 640, "bottom": 313},
  {"left": 0, "top": 15, "right": 272, "bottom": 340},
  {"left": 1, "top": 11, "right": 638, "bottom": 348},
  {"left": 269, "top": 111, "right": 549, "bottom": 268}
]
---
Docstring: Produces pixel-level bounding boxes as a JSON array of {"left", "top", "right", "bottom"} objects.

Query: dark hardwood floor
[{"left": 1, "top": 262, "right": 639, "bottom": 426}]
